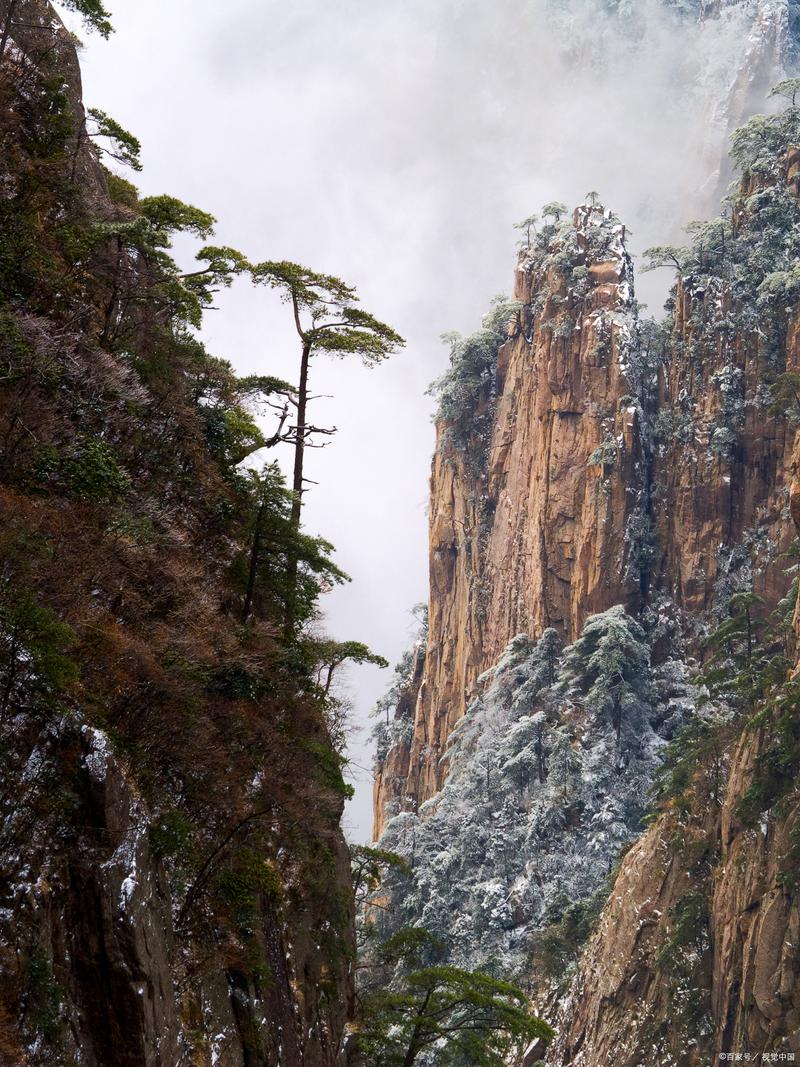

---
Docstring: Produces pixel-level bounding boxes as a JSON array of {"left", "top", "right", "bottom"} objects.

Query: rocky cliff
[
  {"left": 374, "top": 179, "right": 799, "bottom": 836},
  {"left": 543, "top": 325, "right": 800, "bottom": 1063},
  {"left": 372, "top": 20, "right": 800, "bottom": 1065},
  {"left": 374, "top": 0, "right": 800, "bottom": 841},
  {"left": 374, "top": 206, "right": 647, "bottom": 833},
  {"left": 0, "top": 4, "right": 355, "bottom": 1064},
  {"left": 547, "top": 722, "right": 800, "bottom": 1064},
  {"left": 544, "top": 428, "right": 800, "bottom": 1066}
]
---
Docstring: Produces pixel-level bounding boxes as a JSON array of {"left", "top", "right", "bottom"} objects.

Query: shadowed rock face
[
  {"left": 0, "top": 4, "right": 354, "bottom": 1064},
  {"left": 3, "top": 716, "right": 352, "bottom": 1067},
  {"left": 26, "top": 725, "right": 180, "bottom": 1067}
]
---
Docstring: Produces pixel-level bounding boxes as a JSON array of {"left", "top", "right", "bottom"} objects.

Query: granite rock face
[
  {"left": 375, "top": 184, "right": 799, "bottom": 835},
  {"left": 546, "top": 579, "right": 800, "bottom": 1066},
  {"left": 375, "top": 0, "right": 800, "bottom": 837},
  {"left": 375, "top": 206, "right": 646, "bottom": 833},
  {"left": 543, "top": 416, "right": 800, "bottom": 1066},
  {"left": 374, "top": 11, "right": 800, "bottom": 1060}
]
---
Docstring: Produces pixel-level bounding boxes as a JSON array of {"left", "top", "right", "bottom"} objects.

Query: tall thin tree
[{"left": 250, "top": 261, "right": 404, "bottom": 632}]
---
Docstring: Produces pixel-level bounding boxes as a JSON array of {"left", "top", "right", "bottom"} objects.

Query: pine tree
[
  {"left": 313, "top": 639, "right": 388, "bottom": 697},
  {"left": 248, "top": 262, "right": 403, "bottom": 632},
  {"left": 513, "top": 213, "right": 538, "bottom": 248},
  {"left": 358, "top": 958, "right": 552, "bottom": 1067},
  {"left": 239, "top": 463, "right": 348, "bottom": 631},
  {"left": 558, "top": 605, "right": 654, "bottom": 753},
  {"left": 60, "top": 0, "right": 112, "bottom": 36},
  {"left": 700, "top": 591, "right": 787, "bottom": 709},
  {"left": 1, "top": 0, "right": 113, "bottom": 58}
]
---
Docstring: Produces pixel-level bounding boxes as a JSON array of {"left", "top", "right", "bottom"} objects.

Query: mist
[{"left": 66, "top": 0, "right": 792, "bottom": 840}]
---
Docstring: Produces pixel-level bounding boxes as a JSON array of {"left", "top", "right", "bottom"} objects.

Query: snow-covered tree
[
  {"left": 371, "top": 608, "right": 690, "bottom": 984},
  {"left": 557, "top": 604, "right": 655, "bottom": 756}
]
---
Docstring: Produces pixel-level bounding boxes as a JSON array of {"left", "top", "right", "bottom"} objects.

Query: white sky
[{"left": 62, "top": 0, "right": 786, "bottom": 840}]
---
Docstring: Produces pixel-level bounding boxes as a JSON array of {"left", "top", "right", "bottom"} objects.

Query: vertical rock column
[{"left": 375, "top": 206, "right": 646, "bottom": 834}]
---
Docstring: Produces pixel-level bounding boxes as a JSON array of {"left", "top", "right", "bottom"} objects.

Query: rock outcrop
[
  {"left": 547, "top": 477, "right": 800, "bottom": 1063},
  {"left": 375, "top": 178, "right": 800, "bottom": 835},
  {"left": 373, "top": 22, "right": 800, "bottom": 1063},
  {"left": 1, "top": 716, "right": 353, "bottom": 1067},
  {"left": 375, "top": 206, "right": 647, "bottom": 833}
]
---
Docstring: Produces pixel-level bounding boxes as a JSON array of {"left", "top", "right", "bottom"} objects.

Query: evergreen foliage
[
  {"left": 642, "top": 91, "right": 800, "bottom": 330},
  {"left": 246, "top": 260, "right": 403, "bottom": 632},
  {"left": 529, "top": 887, "right": 607, "bottom": 980},
  {"left": 351, "top": 850, "right": 552, "bottom": 1067},
  {"left": 768, "top": 371, "right": 800, "bottom": 422},
  {"left": 351, "top": 844, "right": 410, "bottom": 907},
  {"left": 557, "top": 605, "right": 655, "bottom": 755},
  {"left": 374, "top": 609, "right": 693, "bottom": 982},
  {"left": 20, "top": 947, "right": 64, "bottom": 1047},
  {"left": 86, "top": 108, "right": 141, "bottom": 171},
  {"left": 642, "top": 89, "right": 800, "bottom": 471},
  {"left": 358, "top": 962, "right": 552, "bottom": 1067},
  {"left": 736, "top": 681, "right": 800, "bottom": 826},
  {"left": 0, "top": 590, "right": 77, "bottom": 718},
  {"left": 236, "top": 462, "right": 349, "bottom": 630},
  {"left": 428, "top": 297, "right": 518, "bottom": 467},
  {"left": 649, "top": 580, "right": 800, "bottom": 834},
  {"left": 700, "top": 591, "right": 789, "bottom": 709},
  {"left": 1, "top": 1, "right": 114, "bottom": 49},
  {"left": 58, "top": 0, "right": 113, "bottom": 37},
  {"left": 313, "top": 640, "right": 389, "bottom": 698}
]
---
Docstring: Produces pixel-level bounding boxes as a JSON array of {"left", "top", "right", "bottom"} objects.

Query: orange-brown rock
[
  {"left": 546, "top": 703, "right": 800, "bottom": 1065},
  {"left": 652, "top": 276, "right": 798, "bottom": 616},
  {"left": 375, "top": 207, "right": 645, "bottom": 834},
  {"left": 543, "top": 400, "right": 800, "bottom": 1063},
  {"left": 375, "top": 188, "right": 800, "bottom": 836}
]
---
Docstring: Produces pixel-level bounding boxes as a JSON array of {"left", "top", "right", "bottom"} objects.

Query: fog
[{"left": 64, "top": 0, "right": 792, "bottom": 840}]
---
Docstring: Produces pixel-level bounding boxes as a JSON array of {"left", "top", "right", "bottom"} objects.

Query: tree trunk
[
  {"left": 291, "top": 340, "right": 311, "bottom": 529},
  {"left": 70, "top": 116, "right": 87, "bottom": 182},
  {"left": 242, "top": 500, "right": 265, "bottom": 622},
  {"left": 284, "top": 339, "right": 311, "bottom": 637},
  {"left": 401, "top": 989, "right": 433, "bottom": 1067},
  {"left": 402, "top": 1043, "right": 420, "bottom": 1067},
  {"left": 100, "top": 237, "right": 123, "bottom": 346},
  {"left": 0, "top": 0, "right": 20, "bottom": 59},
  {"left": 323, "top": 658, "right": 343, "bottom": 697}
]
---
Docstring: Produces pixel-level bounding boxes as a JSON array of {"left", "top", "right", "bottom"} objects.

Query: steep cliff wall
[
  {"left": 375, "top": 207, "right": 647, "bottom": 832},
  {"left": 544, "top": 426, "right": 800, "bottom": 1066},
  {"left": 652, "top": 251, "right": 799, "bottom": 616},
  {"left": 372, "top": 32, "right": 800, "bottom": 1066},
  {"left": 376, "top": 117, "right": 800, "bottom": 843},
  {"left": 546, "top": 728, "right": 800, "bottom": 1065},
  {"left": 0, "top": 5, "right": 354, "bottom": 1064},
  {"left": 374, "top": 0, "right": 800, "bottom": 842},
  {"left": 375, "top": 195, "right": 799, "bottom": 836}
]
